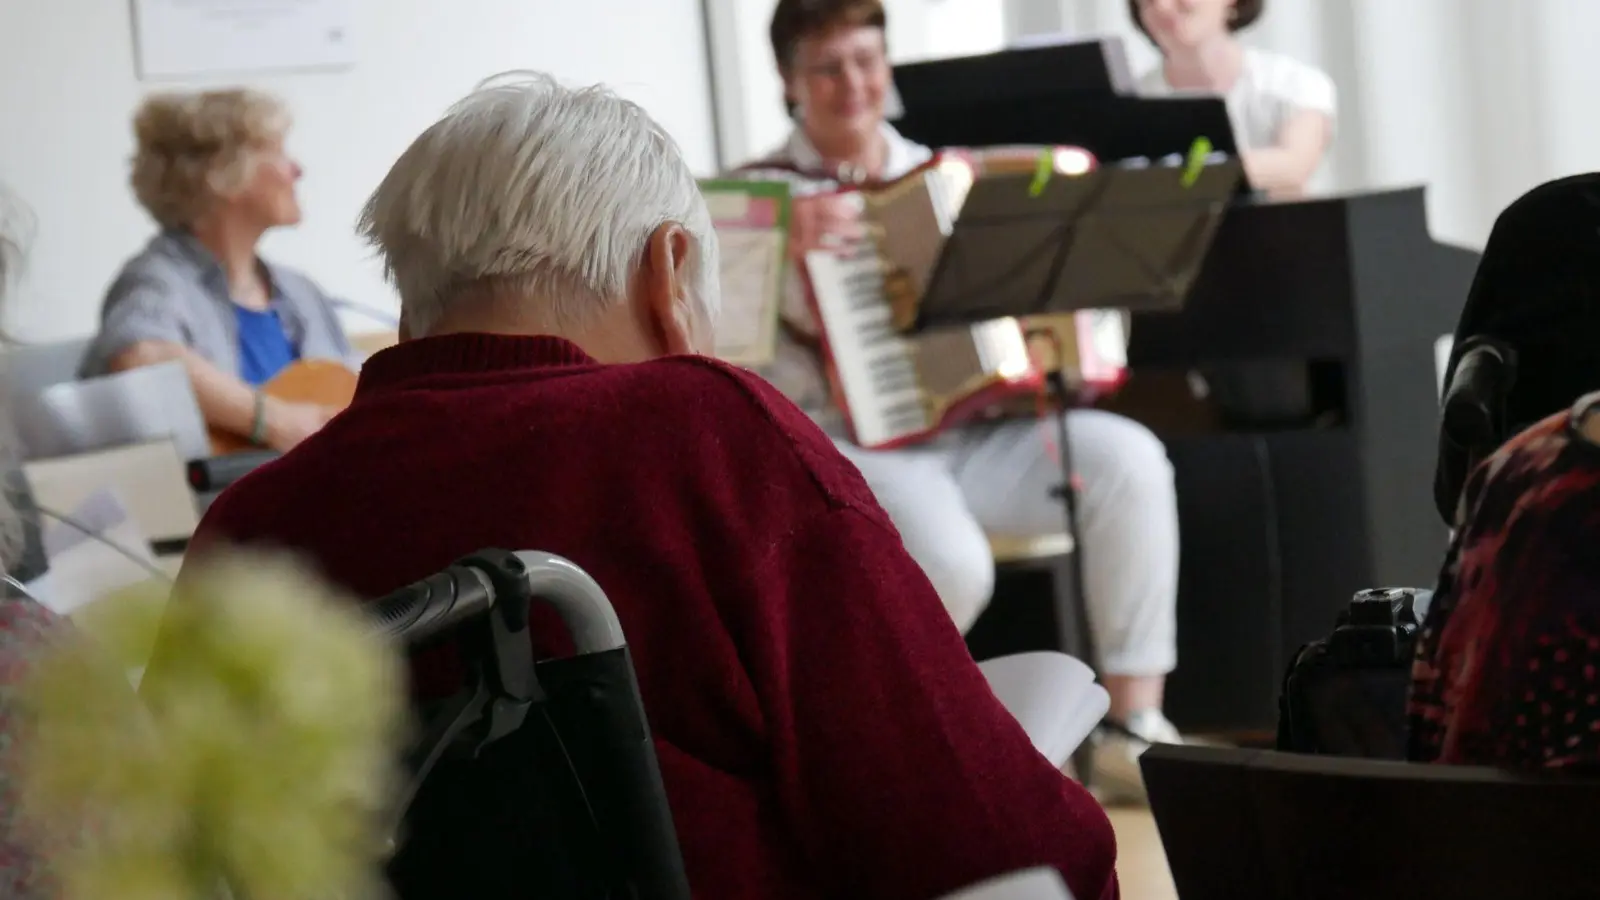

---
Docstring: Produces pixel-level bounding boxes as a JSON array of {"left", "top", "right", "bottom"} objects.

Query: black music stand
[
  {"left": 917, "top": 161, "right": 1243, "bottom": 330},
  {"left": 914, "top": 160, "right": 1242, "bottom": 757},
  {"left": 891, "top": 36, "right": 1136, "bottom": 108}
]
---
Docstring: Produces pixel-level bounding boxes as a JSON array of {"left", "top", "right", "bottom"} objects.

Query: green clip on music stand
[{"left": 915, "top": 157, "right": 1244, "bottom": 331}]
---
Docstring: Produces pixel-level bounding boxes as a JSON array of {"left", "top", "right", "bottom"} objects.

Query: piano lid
[
  {"left": 892, "top": 36, "right": 1137, "bottom": 108},
  {"left": 892, "top": 38, "right": 1244, "bottom": 175}
]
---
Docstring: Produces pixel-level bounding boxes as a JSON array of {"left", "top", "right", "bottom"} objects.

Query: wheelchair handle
[
  {"left": 511, "top": 551, "right": 625, "bottom": 655},
  {"left": 370, "top": 551, "right": 624, "bottom": 656}
]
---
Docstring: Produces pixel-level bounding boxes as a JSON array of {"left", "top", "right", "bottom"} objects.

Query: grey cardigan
[{"left": 79, "top": 229, "right": 353, "bottom": 380}]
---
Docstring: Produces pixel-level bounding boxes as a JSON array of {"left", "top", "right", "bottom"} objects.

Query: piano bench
[{"left": 968, "top": 531, "right": 1099, "bottom": 787}]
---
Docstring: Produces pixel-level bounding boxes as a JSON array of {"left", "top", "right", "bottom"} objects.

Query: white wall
[{"left": 0, "top": 0, "right": 718, "bottom": 342}]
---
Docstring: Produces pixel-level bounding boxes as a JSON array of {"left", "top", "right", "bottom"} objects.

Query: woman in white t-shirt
[{"left": 1131, "top": 0, "right": 1336, "bottom": 198}]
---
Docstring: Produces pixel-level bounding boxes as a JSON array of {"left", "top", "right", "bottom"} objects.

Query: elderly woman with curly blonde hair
[{"left": 80, "top": 89, "right": 353, "bottom": 452}]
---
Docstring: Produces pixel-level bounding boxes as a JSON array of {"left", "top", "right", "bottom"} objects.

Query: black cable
[{"left": 32, "top": 502, "right": 173, "bottom": 584}]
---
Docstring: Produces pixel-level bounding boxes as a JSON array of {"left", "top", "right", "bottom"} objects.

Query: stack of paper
[{"left": 977, "top": 651, "right": 1108, "bottom": 767}]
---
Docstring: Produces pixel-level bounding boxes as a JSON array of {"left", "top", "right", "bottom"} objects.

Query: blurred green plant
[{"left": 16, "top": 549, "right": 407, "bottom": 900}]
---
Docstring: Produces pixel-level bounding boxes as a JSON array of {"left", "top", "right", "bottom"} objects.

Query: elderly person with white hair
[
  {"left": 80, "top": 88, "right": 354, "bottom": 452},
  {"left": 181, "top": 73, "right": 1119, "bottom": 900}
]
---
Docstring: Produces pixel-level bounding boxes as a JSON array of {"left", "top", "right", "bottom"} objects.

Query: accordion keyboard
[{"left": 807, "top": 247, "right": 932, "bottom": 447}]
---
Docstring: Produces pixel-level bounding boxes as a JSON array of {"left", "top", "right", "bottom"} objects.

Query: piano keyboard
[{"left": 807, "top": 247, "right": 933, "bottom": 448}]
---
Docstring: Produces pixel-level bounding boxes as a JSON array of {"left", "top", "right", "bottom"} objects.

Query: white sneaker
[{"left": 1087, "top": 709, "right": 1185, "bottom": 806}]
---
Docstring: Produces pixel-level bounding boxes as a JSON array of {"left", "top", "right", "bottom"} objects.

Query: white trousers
[{"left": 835, "top": 410, "right": 1179, "bottom": 676}]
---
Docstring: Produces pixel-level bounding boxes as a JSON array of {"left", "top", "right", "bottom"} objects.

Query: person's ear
[
  {"left": 639, "top": 222, "right": 696, "bottom": 356},
  {"left": 781, "top": 65, "right": 806, "bottom": 119}
]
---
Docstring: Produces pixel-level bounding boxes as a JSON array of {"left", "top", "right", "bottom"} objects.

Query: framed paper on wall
[{"left": 130, "top": 0, "right": 357, "bottom": 80}]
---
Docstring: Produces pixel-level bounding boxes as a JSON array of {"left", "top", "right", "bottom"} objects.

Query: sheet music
[
  {"left": 714, "top": 228, "right": 787, "bottom": 366},
  {"left": 701, "top": 181, "right": 790, "bottom": 368},
  {"left": 977, "top": 651, "right": 1107, "bottom": 764}
]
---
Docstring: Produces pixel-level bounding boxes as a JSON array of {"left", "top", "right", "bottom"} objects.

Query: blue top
[
  {"left": 80, "top": 229, "right": 356, "bottom": 380},
  {"left": 234, "top": 304, "right": 300, "bottom": 386}
]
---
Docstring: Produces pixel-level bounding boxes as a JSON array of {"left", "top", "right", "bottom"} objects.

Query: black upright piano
[{"left": 896, "top": 40, "right": 1481, "bottom": 731}]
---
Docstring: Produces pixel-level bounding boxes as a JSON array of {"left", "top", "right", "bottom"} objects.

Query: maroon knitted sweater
[{"left": 189, "top": 333, "right": 1117, "bottom": 900}]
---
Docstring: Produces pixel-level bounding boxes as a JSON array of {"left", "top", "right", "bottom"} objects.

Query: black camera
[
  {"left": 1326, "top": 587, "right": 1422, "bottom": 665},
  {"left": 1276, "top": 587, "right": 1428, "bottom": 759}
]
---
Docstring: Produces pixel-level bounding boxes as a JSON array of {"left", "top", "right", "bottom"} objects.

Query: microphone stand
[{"left": 1031, "top": 333, "right": 1101, "bottom": 788}]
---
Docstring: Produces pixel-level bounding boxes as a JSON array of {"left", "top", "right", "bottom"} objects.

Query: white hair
[{"left": 358, "top": 71, "right": 719, "bottom": 336}]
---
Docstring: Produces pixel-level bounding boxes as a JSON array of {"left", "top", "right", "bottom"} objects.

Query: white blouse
[{"left": 1136, "top": 47, "right": 1337, "bottom": 151}]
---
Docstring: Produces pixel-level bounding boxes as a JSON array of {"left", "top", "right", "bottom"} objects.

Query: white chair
[
  {"left": 1, "top": 336, "right": 90, "bottom": 400},
  {"left": 14, "top": 360, "right": 210, "bottom": 461}
]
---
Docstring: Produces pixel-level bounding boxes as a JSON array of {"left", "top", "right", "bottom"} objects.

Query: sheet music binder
[{"left": 914, "top": 159, "right": 1243, "bottom": 332}]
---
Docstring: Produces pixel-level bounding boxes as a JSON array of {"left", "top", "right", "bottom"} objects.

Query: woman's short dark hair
[
  {"left": 1127, "top": 0, "right": 1264, "bottom": 39},
  {"left": 769, "top": 0, "right": 887, "bottom": 72}
]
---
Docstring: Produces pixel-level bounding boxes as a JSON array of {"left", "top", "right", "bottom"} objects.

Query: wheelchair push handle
[
  {"left": 370, "top": 550, "right": 625, "bottom": 655},
  {"left": 375, "top": 550, "right": 690, "bottom": 900},
  {"left": 509, "top": 550, "right": 625, "bottom": 655}
]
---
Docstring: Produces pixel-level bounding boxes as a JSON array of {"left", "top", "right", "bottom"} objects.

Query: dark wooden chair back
[{"left": 1141, "top": 744, "right": 1600, "bottom": 900}]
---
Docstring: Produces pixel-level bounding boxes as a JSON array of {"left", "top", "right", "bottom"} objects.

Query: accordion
[{"left": 803, "top": 150, "right": 1129, "bottom": 450}]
